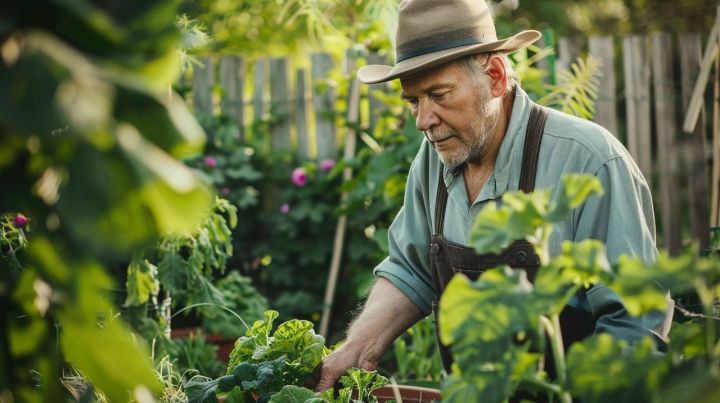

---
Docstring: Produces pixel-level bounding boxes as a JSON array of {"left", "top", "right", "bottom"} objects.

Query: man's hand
[
  {"left": 314, "top": 339, "right": 382, "bottom": 391},
  {"left": 313, "top": 277, "right": 425, "bottom": 392}
]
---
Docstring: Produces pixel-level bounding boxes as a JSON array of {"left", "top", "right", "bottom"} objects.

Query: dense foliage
[
  {"left": 441, "top": 174, "right": 720, "bottom": 402},
  {"left": 0, "top": 1, "right": 216, "bottom": 401}
]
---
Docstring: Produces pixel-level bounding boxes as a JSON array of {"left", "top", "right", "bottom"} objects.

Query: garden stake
[{"left": 320, "top": 55, "right": 361, "bottom": 337}]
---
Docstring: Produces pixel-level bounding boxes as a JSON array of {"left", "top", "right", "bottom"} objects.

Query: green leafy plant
[
  {"left": 186, "top": 310, "right": 388, "bottom": 403},
  {"left": 270, "top": 368, "right": 388, "bottom": 403},
  {"left": 440, "top": 174, "right": 720, "bottom": 402},
  {"left": 392, "top": 316, "right": 443, "bottom": 386},
  {"left": 0, "top": 1, "right": 214, "bottom": 401},
  {"left": 185, "top": 310, "right": 328, "bottom": 402},
  {"left": 124, "top": 197, "right": 238, "bottom": 338}
]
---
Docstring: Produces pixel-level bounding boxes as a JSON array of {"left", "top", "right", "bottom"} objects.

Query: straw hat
[{"left": 357, "top": 0, "right": 541, "bottom": 84}]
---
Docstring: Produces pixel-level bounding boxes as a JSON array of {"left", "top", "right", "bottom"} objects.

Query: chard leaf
[
  {"left": 268, "top": 385, "right": 319, "bottom": 403},
  {"left": 124, "top": 256, "right": 159, "bottom": 306},
  {"left": 609, "top": 252, "right": 694, "bottom": 316},
  {"left": 185, "top": 377, "right": 221, "bottom": 403},
  {"left": 567, "top": 335, "right": 668, "bottom": 403}
]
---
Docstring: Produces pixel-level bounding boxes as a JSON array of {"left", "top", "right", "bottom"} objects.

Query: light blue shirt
[{"left": 374, "top": 88, "right": 667, "bottom": 342}]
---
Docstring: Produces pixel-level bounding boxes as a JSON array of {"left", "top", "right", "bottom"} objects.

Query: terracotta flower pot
[{"left": 371, "top": 385, "right": 442, "bottom": 403}]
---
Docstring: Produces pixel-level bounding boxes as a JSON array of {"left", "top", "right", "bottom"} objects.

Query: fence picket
[
  {"left": 557, "top": 37, "right": 582, "bottom": 75},
  {"left": 193, "top": 56, "right": 214, "bottom": 116},
  {"left": 589, "top": 36, "right": 618, "bottom": 136},
  {"left": 270, "top": 58, "right": 291, "bottom": 151},
  {"left": 219, "top": 56, "right": 245, "bottom": 140},
  {"left": 312, "top": 53, "right": 337, "bottom": 160},
  {"left": 253, "top": 59, "right": 266, "bottom": 124},
  {"left": 623, "top": 36, "right": 653, "bottom": 178},
  {"left": 652, "top": 32, "right": 683, "bottom": 254},
  {"left": 295, "top": 68, "right": 310, "bottom": 160}
]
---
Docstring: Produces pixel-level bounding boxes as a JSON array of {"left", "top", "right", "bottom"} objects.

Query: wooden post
[
  {"left": 192, "top": 56, "right": 214, "bottom": 116},
  {"left": 312, "top": 53, "right": 338, "bottom": 160},
  {"left": 679, "top": 33, "right": 711, "bottom": 250},
  {"left": 219, "top": 56, "right": 245, "bottom": 140},
  {"left": 295, "top": 68, "right": 310, "bottom": 160},
  {"left": 269, "top": 58, "right": 291, "bottom": 151},
  {"left": 682, "top": 21, "right": 718, "bottom": 134},
  {"left": 320, "top": 52, "right": 360, "bottom": 338},
  {"left": 589, "top": 36, "right": 618, "bottom": 136},
  {"left": 253, "top": 59, "right": 266, "bottom": 123},
  {"left": 713, "top": 8, "right": 720, "bottom": 226},
  {"left": 556, "top": 37, "right": 582, "bottom": 76},
  {"left": 652, "top": 32, "right": 682, "bottom": 255},
  {"left": 622, "top": 35, "right": 653, "bottom": 178},
  {"left": 367, "top": 52, "right": 389, "bottom": 133}
]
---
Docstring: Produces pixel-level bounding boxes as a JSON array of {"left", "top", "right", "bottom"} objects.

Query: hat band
[
  {"left": 396, "top": 26, "right": 497, "bottom": 62},
  {"left": 397, "top": 37, "right": 494, "bottom": 62}
]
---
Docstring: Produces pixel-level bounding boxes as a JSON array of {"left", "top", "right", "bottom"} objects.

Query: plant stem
[{"left": 541, "top": 315, "right": 572, "bottom": 403}]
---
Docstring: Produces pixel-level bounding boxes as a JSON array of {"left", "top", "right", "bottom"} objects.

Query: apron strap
[{"left": 519, "top": 104, "right": 549, "bottom": 193}]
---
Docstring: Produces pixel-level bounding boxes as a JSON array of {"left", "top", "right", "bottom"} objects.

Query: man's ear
[{"left": 485, "top": 55, "right": 508, "bottom": 98}]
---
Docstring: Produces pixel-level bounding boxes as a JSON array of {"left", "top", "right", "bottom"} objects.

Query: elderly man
[{"left": 316, "top": 0, "right": 671, "bottom": 391}]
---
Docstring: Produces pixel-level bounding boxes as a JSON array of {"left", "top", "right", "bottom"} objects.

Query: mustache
[{"left": 424, "top": 130, "right": 455, "bottom": 143}]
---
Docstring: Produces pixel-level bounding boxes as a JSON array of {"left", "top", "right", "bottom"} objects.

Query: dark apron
[{"left": 430, "top": 104, "right": 596, "bottom": 375}]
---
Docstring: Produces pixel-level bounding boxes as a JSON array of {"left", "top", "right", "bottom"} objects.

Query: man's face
[{"left": 400, "top": 59, "right": 502, "bottom": 168}]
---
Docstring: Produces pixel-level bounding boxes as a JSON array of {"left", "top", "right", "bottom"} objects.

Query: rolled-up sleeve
[{"left": 374, "top": 143, "right": 436, "bottom": 316}]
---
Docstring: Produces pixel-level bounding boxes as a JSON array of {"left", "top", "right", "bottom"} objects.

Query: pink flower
[
  {"left": 291, "top": 167, "right": 307, "bottom": 187},
  {"left": 280, "top": 203, "right": 290, "bottom": 215},
  {"left": 204, "top": 156, "right": 217, "bottom": 169},
  {"left": 13, "top": 214, "right": 27, "bottom": 228},
  {"left": 221, "top": 187, "right": 231, "bottom": 196},
  {"left": 319, "top": 159, "right": 336, "bottom": 173}
]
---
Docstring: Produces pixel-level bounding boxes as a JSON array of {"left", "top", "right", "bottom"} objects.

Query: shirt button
[
  {"left": 431, "top": 243, "right": 440, "bottom": 255},
  {"left": 516, "top": 250, "right": 528, "bottom": 264}
]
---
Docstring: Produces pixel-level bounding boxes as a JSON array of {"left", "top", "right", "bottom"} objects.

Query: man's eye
[
  {"left": 430, "top": 92, "right": 446, "bottom": 100},
  {"left": 405, "top": 99, "right": 419, "bottom": 107}
]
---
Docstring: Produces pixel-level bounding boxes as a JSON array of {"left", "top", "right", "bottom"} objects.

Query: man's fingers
[{"left": 315, "top": 361, "right": 347, "bottom": 392}]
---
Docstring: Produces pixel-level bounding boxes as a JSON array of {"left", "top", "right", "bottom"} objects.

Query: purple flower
[
  {"left": 13, "top": 214, "right": 27, "bottom": 228},
  {"left": 280, "top": 203, "right": 290, "bottom": 215},
  {"left": 204, "top": 156, "right": 217, "bottom": 169},
  {"left": 319, "top": 159, "right": 336, "bottom": 173},
  {"left": 291, "top": 167, "right": 307, "bottom": 187},
  {"left": 221, "top": 186, "right": 231, "bottom": 196}
]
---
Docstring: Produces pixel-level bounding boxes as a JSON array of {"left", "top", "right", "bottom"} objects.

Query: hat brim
[{"left": 358, "top": 30, "right": 541, "bottom": 84}]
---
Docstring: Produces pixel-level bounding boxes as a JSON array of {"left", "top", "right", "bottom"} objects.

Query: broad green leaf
[
  {"left": 468, "top": 203, "right": 515, "bottom": 255},
  {"left": 113, "top": 85, "right": 205, "bottom": 159},
  {"left": 546, "top": 174, "right": 604, "bottom": 223},
  {"left": 58, "top": 270, "right": 161, "bottom": 402},
  {"left": 269, "top": 385, "right": 317, "bottom": 403},
  {"left": 124, "top": 258, "right": 159, "bottom": 306},
  {"left": 157, "top": 245, "right": 190, "bottom": 293},
  {"left": 608, "top": 253, "right": 688, "bottom": 316},
  {"left": 9, "top": 270, "right": 49, "bottom": 357},
  {"left": 469, "top": 190, "right": 551, "bottom": 255},
  {"left": 439, "top": 268, "right": 540, "bottom": 347},
  {"left": 567, "top": 335, "right": 668, "bottom": 403}
]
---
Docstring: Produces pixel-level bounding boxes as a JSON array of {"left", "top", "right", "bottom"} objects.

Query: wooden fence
[{"left": 190, "top": 31, "right": 716, "bottom": 254}]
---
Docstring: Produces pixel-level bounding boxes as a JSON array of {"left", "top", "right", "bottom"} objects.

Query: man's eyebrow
[{"left": 401, "top": 82, "right": 455, "bottom": 99}]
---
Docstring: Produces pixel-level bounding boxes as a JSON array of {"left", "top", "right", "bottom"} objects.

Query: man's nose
[{"left": 415, "top": 100, "right": 440, "bottom": 132}]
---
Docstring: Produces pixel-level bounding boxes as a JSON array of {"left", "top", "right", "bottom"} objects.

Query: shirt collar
[{"left": 442, "top": 87, "right": 534, "bottom": 198}]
